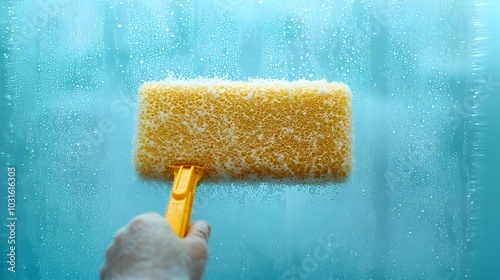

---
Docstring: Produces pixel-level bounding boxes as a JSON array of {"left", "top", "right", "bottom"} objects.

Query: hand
[{"left": 101, "top": 212, "right": 211, "bottom": 280}]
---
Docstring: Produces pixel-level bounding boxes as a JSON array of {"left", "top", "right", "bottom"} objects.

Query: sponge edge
[{"left": 134, "top": 79, "right": 352, "bottom": 182}]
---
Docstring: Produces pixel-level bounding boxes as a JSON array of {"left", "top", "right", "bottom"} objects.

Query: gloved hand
[{"left": 101, "top": 212, "right": 210, "bottom": 280}]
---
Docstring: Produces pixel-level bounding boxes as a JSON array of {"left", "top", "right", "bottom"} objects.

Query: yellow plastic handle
[{"left": 165, "top": 166, "right": 203, "bottom": 237}]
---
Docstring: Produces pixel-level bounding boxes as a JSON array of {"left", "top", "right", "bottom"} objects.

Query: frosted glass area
[{"left": 1, "top": 0, "right": 499, "bottom": 279}]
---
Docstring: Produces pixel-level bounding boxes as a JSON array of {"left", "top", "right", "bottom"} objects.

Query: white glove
[{"left": 101, "top": 212, "right": 210, "bottom": 280}]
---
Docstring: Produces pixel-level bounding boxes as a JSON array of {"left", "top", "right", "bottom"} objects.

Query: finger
[
  {"left": 182, "top": 221, "right": 210, "bottom": 261},
  {"left": 182, "top": 221, "right": 210, "bottom": 279},
  {"left": 185, "top": 220, "right": 211, "bottom": 243}
]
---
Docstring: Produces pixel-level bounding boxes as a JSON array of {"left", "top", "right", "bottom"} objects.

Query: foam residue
[{"left": 134, "top": 79, "right": 352, "bottom": 181}]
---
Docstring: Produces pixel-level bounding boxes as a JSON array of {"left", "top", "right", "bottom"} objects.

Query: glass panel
[{"left": 1, "top": 0, "right": 499, "bottom": 279}]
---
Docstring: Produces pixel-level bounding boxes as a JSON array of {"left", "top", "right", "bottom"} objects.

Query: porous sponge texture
[{"left": 134, "top": 79, "right": 352, "bottom": 181}]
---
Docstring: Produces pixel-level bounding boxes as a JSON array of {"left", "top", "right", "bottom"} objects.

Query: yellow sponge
[{"left": 134, "top": 79, "right": 352, "bottom": 181}]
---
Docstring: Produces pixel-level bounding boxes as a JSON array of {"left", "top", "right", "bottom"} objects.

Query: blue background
[{"left": 1, "top": 0, "right": 499, "bottom": 279}]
